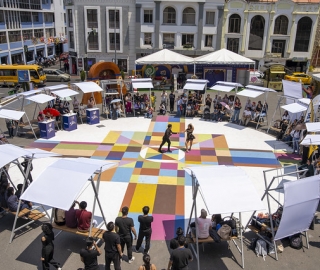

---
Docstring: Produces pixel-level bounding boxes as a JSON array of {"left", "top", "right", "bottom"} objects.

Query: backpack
[
  {"left": 209, "top": 229, "right": 221, "bottom": 243},
  {"left": 255, "top": 239, "right": 268, "bottom": 260},
  {"left": 289, "top": 233, "right": 303, "bottom": 250},
  {"left": 217, "top": 224, "right": 231, "bottom": 240}
]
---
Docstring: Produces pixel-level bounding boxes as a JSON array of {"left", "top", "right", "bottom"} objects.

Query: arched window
[
  {"left": 182, "top": 7, "right": 195, "bottom": 25},
  {"left": 248, "top": 15, "right": 265, "bottom": 50},
  {"left": 228, "top": 14, "right": 241, "bottom": 33},
  {"left": 163, "top": 7, "right": 176, "bottom": 24},
  {"left": 294, "top": 17, "right": 312, "bottom": 52},
  {"left": 274, "top": 15, "right": 288, "bottom": 35}
]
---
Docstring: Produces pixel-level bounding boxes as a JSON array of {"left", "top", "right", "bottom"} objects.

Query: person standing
[
  {"left": 184, "top": 124, "right": 195, "bottom": 153},
  {"left": 138, "top": 254, "right": 157, "bottom": 270},
  {"left": 135, "top": 206, "right": 153, "bottom": 254},
  {"left": 41, "top": 223, "right": 62, "bottom": 270},
  {"left": 169, "top": 90, "right": 175, "bottom": 113},
  {"left": 158, "top": 124, "right": 177, "bottom": 153},
  {"left": 5, "top": 118, "right": 15, "bottom": 138},
  {"left": 177, "top": 96, "right": 182, "bottom": 116},
  {"left": 103, "top": 221, "right": 123, "bottom": 270},
  {"left": 80, "top": 237, "right": 101, "bottom": 270},
  {"left": 21, "top": 157, "right": 33, "bottom": 183},
  {"left": 115, "top": 206, "right": 137, "bottom": 264},
  {"left": 167, "top": 236, "right": 192, "bottom": 270}
]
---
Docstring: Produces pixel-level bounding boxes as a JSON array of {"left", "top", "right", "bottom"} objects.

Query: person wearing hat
[{"left": 158, "top": 124, "right": 177, "bottom": 153}]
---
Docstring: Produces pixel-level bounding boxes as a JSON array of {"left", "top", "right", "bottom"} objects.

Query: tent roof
[
  {"left": 25, "top": 93, "right": 55, "bottom": 104},
  {"left": 300, "top": 134, "right": 320, "bottom": 146},
  {"left": 135, "top": 49, "right": 194, "bottom": 64},
  {"left": 215, "top": 81, "right": 243, "bottom": 87},
  {"left": 73, "top": 82, "right": 103, "bottom": 93},
  {"left": 237, "top": 89, "right": 263, "bottom": 98},
  {"left": 45, "top": 84, "right": 68, "bottom": 91},
  {"left": 194, "top": 48, "right": 255, "bottom": 64},
  {"left": 21, "top": 158, "right": 116, "bottom": 210},
  {"left": 210, "top": 85, "right": 235, "bottom": 92},
  {"left": 311, "top": 73, "right": 320, "bottom": 81},
  {"left": 185, "top": 166, "right": 264, "bottom": 214},
  {"left": 0, "top": 144, "right": 60, "bottom": 168},
  {"left": 53, "top": 89, "right": 79, "bottom": 98},
  {"left": 18, "top": 90, "right": 43, "bottom": 97},
  {"left": 131, "top": 78, "right": 154, "bottom": 89},
  {"left": 245, "top": 85, "right": 276, "bottom": 92},
  {"left": 183, "top": 79, "right": 208, "bottom": 91},
  {"left": 306, "top": 122, "right": 320, "bottom": 132},
  {"left": 0, "top": 109, "right": 25, "bottom": 121},
  {"left": 281, "top": 103, "right": 308, "bottom": 114}
]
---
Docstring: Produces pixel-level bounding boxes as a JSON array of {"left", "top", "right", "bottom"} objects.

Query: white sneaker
[
  {"left": 129, "top": 257, "right": 135, "bottom": 264},
  {"left": 58, "top": 268, "right": 62, "bottom": 270}
]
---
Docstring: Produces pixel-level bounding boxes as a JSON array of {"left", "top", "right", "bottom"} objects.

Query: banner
[{"left": 282, "top": 80, "right": 302, "bottom": 103}]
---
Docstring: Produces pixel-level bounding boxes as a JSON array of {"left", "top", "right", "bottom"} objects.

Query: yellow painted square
[
  {"left": 158, "top": 176, "right": 177, "bottom": 185},
  {"left": 112, "top": 145, "right": 127, "bottom": 152},
  {"left": 201, "top": 155, "right": 218, "bottom": 162},
  {"left": 130, "top": 184, "right": 157, "bottom": 212},
  {"left": 103, "top": 131, "right": 120, "bottom": 144},
  {"left": 170, "top": 122, "right": 180, "bottom": 132},
  {"left": 177, "top": 177, "right": 185, "bottom": 185},
  {"left": 121, "top": 161, "right": 136, "bottom": 168},
  {"left": 130, "top": 175, "right": 139, "bottom": 183},
  {"left": 215, "top": 150, "right": 231, "bottom": 156}
]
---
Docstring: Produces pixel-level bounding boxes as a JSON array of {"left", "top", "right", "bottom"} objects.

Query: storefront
[
  {"left": 286, "top": 57, "right": 308, "bottom": 73},
  {"left": 69, "top": 51, "right": 77, "bottom": 75}
]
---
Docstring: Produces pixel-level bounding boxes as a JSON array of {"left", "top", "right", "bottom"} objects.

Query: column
[
  {"left": 216, "top": 5, "right": 224, "bottom": 50},
  {"left": 155, "top": 1, "right": 161, "bottom": 48},
  {"left": 197, "top": 3, "right": 204, "bottom": 50}
]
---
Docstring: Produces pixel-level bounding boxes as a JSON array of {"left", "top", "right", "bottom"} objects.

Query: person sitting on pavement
[
  {"left": 203, "top": 105, "right": 210, "bottom": 120},
  {"left": 37, "top": 112, "right": 45, "bottom": 122},
  {"left": 159, "top": 102, "right": 166, "bottom": 115}
]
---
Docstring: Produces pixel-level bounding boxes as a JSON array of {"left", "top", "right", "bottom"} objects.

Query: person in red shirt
[{"left": 76, "top": 201, "right": 93, "bottom": 232}]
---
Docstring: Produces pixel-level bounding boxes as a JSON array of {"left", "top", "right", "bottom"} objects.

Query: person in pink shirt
[{"left": 191, "top": 209, "right": 212, "bottom": 239}]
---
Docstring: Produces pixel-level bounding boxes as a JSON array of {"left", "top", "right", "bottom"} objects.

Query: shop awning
[
  {"left": 183, "top": 79, "right": 208, "bottom": 91},
  {"left": 25, "top": 93, "right": 55, "bottom": 104},
  {"left": 131, "top": 78, "right": 154, "bottom": 89}
]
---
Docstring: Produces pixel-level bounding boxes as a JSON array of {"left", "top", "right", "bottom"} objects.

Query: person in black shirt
[
  {"left": 169, "top": 227, "right": 185, "bottom": 250},
  {"left": 103, "top": 222, "right": 123, "bottom": 270},
  {"left": 167, "top": 236, "right": 192, "bottom": 270},
  {"left": 135, "top": 206, "right": 154, "bottom": 254},
  {"left": 115, "top": 206, "right": 137, "bottom": 264},
  {"left": 158, "top": 124, "right": 177, "bottom": 153},
  {"left": 80, "top": 237, "right": 101, "bottom": 270},
  {"left": 169, "top": 90, "right": 175, "bottom": 113}
]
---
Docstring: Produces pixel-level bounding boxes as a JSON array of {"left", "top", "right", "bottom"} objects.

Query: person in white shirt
[
  {"left": 242, "top": 107, "right": 252, "bottom": 126},
  {"left": 191, "top": 209, "right": 212, "bottom": 239}
]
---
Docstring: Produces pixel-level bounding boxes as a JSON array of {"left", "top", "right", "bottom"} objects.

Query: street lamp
[{"left": 85, "top": 28, "right": 96, "bottom": 80}]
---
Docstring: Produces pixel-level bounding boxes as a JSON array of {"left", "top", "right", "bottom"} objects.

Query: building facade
[
  {"left": 0, "top": 0, "right": 66, "bottom": 65},
  {"left": 221, "top": 0, "right": 320, "bottom": 72}
]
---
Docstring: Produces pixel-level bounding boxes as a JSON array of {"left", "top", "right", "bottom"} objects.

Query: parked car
[
  {"left": 284, "top": 72, "right": 312, "bottom": 84},
  {"left": 43, "top": 69, "right": 71, "bottom": 82}
]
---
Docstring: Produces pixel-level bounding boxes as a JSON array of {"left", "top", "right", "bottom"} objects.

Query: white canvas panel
[
  {"left": 53, "top": 89, "right": 79, "bottom": 98},
  {"left": 275, "top": 176, "right": 320, "bottom": 240},
  {"left": 185, "top": 166, "right": 264, "bottom": 214},
  {"left": 311, "top": 73, "right": 320, "bottom": 81},
  {"left": 0, "top": 109, "right": 25, "bottom": 120},
  {"left": 300, "top": 135, "right": 320, "bottom": 146},
  {"left": 210, "top": 85, "right": 234, "bottom": 92},
  {"left": 281, "top": 103, "right": 307, "bottom": 114},
  {"left": 215, "top": 81, "right": 243, "bottom": 87},
  {"left": 25, "top": 148, "right": 61, "bottom": 159},
  {"left": 184, "top": 80, "right": 207, "bottom": 91},
  {"left": 135, "top": 49, "right": 194, "bottom": 64},
  {"left": 18, "top": 90, "right": 43, "bottom": 97},
  {"left": 245, "top": 85, "right": 276, "bottom": 92},
  {"left": 21, "top": 158, "right": 116, "bottom": 210},
  {"left": 45, "top": 84, "right": 68, "bottom": 91},
  {"left": 132, "top": 78, "right": 154, "bottom": 89},
  {"left": 297, "top": 98, "right": 311, "bottom": 107},
  {"left": 282, "top": 80, "right": 302, "bottom": 100},
  {"left": 74, "top": 82, "right": 103, "bottom": 93},
  {"left": 306, "top": 122, "right": 320, "bottom": 132},
  {"left": 237, "top": 89, "right": 263, "bottom": 98},
  {"left": 25, "top": 94, "right": 55, "bottom": 104}
]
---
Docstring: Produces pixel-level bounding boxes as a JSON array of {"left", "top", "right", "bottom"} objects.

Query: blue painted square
[
  {"left": 138, "top": 175, "right": 159, "bottom": 184},
  {"left": 169, "top": 116, "right": 180, "bottom": 122},
  {"left": 159, "top": 169, "right": 178, "bottom": 177},
  {"left": 185, "top": 173, "right": 192, "bottom": 186},
  {"left": 121, "top": 131, "right": 135, "bottom": 139},
  {"left": 153, "top": 122, "right": 169, "bottom": 132},
  {"left": 111, "top": 168, "right": 134, "bottom": 182},
  {"left": 135, "top": 161, "right": 143, "bottom": 168},
  {"left": 123, "top": 152, "right": 140, "bottom": 158},
  {"left": 145, "top": 135, "right": 151, "bottom": 141}
]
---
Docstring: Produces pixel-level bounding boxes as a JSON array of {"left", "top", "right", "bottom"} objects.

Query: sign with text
[{"left": 17, "top": 70, "right": 30, "bottom": 83}]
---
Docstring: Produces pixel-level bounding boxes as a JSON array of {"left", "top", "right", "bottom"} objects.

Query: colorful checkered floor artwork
[{"left": 30, "top": 115, "right": 281, "bottom": 240}]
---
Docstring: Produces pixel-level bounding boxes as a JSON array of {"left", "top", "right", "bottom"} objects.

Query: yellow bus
[{"left": 0, "top": 64, "right": 46, "bottom": 86}]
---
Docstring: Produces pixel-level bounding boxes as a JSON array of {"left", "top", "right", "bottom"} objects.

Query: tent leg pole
[
  {"left": 24, "top": 112, "right": 37, "bottom": 139},
  {"left": 239, "top": 212, "right": 244, "bottom": 268},
  {"left": 305, "top": 231, "right": 309, "bottom": 249},
  {"left": 90, "top": 179, "right": 107, "bottom": 229},
  {"left": 90, "top": 172, "right": 102, "bottom": 236}
]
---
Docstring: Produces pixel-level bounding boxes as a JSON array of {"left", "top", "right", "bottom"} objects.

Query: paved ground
[{"left": 1, "top": 79, "right": 320, "bottom": 270}]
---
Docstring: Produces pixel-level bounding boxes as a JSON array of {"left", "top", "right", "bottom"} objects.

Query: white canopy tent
[
  {"left": 20, "top": 157, "right": 116, "bottom": 241},
  {"left": 185, "top": 165, "right": 264, "bottom": 269},
  {"left": 73, "top": 82, "right": 103, "bottom": 111},
  {"left": 45, "top": 84, "right": 68, "bottom": 91},
  {"left": 210, "top": 81, "right": 243, "bottom": 93},
  {"left": 131, "top": 78, "right": 154, "bottom": 116},
  {"left": 306, "top": 122, "right": 320, "bottom": 132},
  {"left": 300, "top": 134, "right": 320, "bottom": 146},
  {"left": 0, "top": 109, "right": 29, "bottom": 138},
  {"left": 53, "top": 89, "right": 78, "bottom": 99}
]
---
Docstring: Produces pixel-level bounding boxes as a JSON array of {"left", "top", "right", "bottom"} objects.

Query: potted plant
[{"left": 80, "top": 70, "right": 86, "bottom": 81}]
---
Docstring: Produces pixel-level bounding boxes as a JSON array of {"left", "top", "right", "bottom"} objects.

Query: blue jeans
[
  {"left": 293, "top": 137, "right": 300, "bottom": 153},
  {"left": 231, "top": 109, "right": 240, "bottom": 122},
  {"left": 177, "top": 105, "right": 181, "bottom": 116}
]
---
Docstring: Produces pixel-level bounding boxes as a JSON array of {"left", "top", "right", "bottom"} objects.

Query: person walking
[
  {"left": 115, "top": 206, "right": 137, "bottom": 264},
  {"left": 40, "top": 223, "right": 62, "bottom": 270},
  {"left": 135, "top": 206, "right": 153, "bottom": 254},
  {"left": 158, "top": 124, "right": 177, "bottom": 153},
  {"left": 138, "top": 254, "right": 157, "bottom": 270},
  {"left": 167, "top": 236, "right": 192, "bottom": 270},
  {"left": 5, "top": 118, "right": 15, "bottom": 138},
  {"left": 184, "top": 124, "right": 195, "bottom": 152},
  {"left": 80, "top": 237, "right": 101, "bottom": 270},
  {"left": 103, "top": 221, "right": 123, "bottom": 270},
  {"left": 169, "top": 90, "right": 175, "bottom": 113}
]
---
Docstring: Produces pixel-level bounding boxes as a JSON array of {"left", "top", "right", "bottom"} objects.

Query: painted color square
[
  {"left": 126, "top": 146, "right": 141, "bottom": 152},
  {"left": 106, "top": 151, "right": 124, "bottom": 160},
  {"left": 160, "top": 163, "right": 178, "bottom": 170},
  {"left": 200, "top": 149, "right": 216, "bottom": 155},
  {"left": 138, "top": 175, "right": 159, "bottom": 184},
  {"left": 123, "top": 152, "right": 140, "bottom": 159},
  {"left": 159, "top": 169, "right": 178, "bottom": 177},
  {"left": 177, "top": 170, "right": 185, "bottom": 177},
  {"left": 112, "top": 168, "right": 134, "bottom": 182},
  {"left": 135, "top": 161, "right": 143, "bottom": 168}
]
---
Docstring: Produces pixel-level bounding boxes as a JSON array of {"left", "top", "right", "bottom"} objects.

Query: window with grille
[
  {"left": 144, "top": 33, "right": 152, "bottom": 45},
  {"left": 294, "top": 17, "right": 312, "bottom": 52},
  {"left": 45, "top": 28, "right": 54, "bottom": 38},
  {"left": 69, "top": 31, "right": 74, "bottom": 48},
  {"left": 205, "top": 35, "right": 213, "bottom": 47},
  {"left": 229, "top": 14, "right": 241, "bottom": 33},
  {"left": 163, "top": 7, "right": 176, "bottom": 24},
  {"left": 163, "top": 33, "right": 175, "bottom": 48},
  {"left": 68, "top": 9, "right": 73, "bottom": 27},
  {"left": 109, "top": 33, "right": 120, "bottom": 50},
  {"left": 182, "top": 8, "right": 195, "bottom": 25},
  {"left": 0, "top": 32, "right": 7, "bottom": 44},
  {"left": 205, "top": 11, "right": 215, "bottom": 25},
  {"left": 144, "top": 10, "right": 153, "bottom": 24},
  {"left": 182, "top": 34, "right": 194, "bottom": 46},
  {"left": 0, "top": 10, "right": 4, "bottom": 23},
  {"left": 87, "top": 9, "right": 98, "bottom": 28},
  {"left": 20, "top": 12, "right": 32, "bottom": 23},
  {"left": 9, "top": 31, "right": 21, "bottom": 42},
  {"left": 32, "top": 13, "right": 39, "bottom": 22},
  {"left": 48, "top": 47, "right": 53, "bottom": 55},
  {"left": 17, "top": 0, "right": 30, "bottom": 9},
  {"left": 227, "top": 38, "right": 239, "bottom": 53},
  {"left": 274, "top": 16, "right": 288, "bottom": 35},
  {"left": 44, "top": 13, "right": 54, "bottom": 23},
  {"left": 248, "top": 15, "right": 265, "bottom": 50},
  {"left": 30, "top": 0, "right": 41, "bottom": 10},
  {"left": 88, "top": 32, "right": 99, "bottom": 50},
  {"left": 34, "top": 29, "right": 43, "bottom": 38},
  {"left": 118, "top": 59, "right": 127, "bottom": 72},
  {"left": 109, "top": 10, "right": 119, "bottom": 29},
  {"left": 271, "top": 40, "right": 286, "bottom": 57},
  {"left": 22, "top": 30, "right": 33, "bottom": 40}
]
